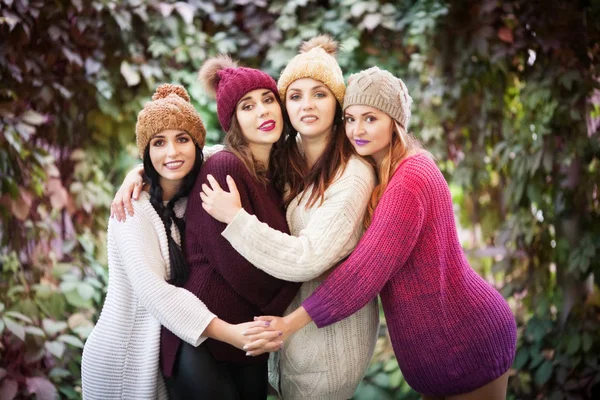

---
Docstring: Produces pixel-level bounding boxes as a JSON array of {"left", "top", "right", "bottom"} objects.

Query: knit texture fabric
[
  {"left": 221, "top": 155, "right": 379, "bottom": 400},
  {"left": 160, "top": 151, "right": 301, "bottom": 376},
  {"left": 343, "top": 66, "right": 412, "bottom": 129},
  {"left": 277, "top": 35, "right": 345, "bottom": 105},
  {"left": 216, "top": 67, "right": 279, "bottom": 132},
  {"left": 135, "top": 83, "right": 206, "bottom": 157},
  {"left": 303, "top": 154, "right": 517, "bottom": 397},
  {"left": 81, "top": 192, "right": 216, "bottom": 400}
]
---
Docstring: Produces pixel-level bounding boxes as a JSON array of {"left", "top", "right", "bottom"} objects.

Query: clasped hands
[{"left": 241, "top": 316, "right": 292, "bottom": 357}]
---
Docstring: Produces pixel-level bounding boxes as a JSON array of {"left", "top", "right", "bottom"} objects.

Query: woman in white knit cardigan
[
  {"left": 112, "top": 36, "right": 379, "bottom": 400},
  {"left": 81, "top": 84, "right": 279, "bottom": 400},
  {"left": 200, "top": 36, "right": 380, "bottom": 400}
]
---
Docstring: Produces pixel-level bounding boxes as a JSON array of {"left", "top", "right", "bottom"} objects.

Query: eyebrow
[
  {"left": 151, "top": 131, "right": 188, "bottom": 140},
  {"left": 344, "top": 111, "right": 377, "bottom": 118},
  {"left": 288, "top": 85, "right": 326, "bottom": 92},
  {"left": 238, "top": 91, "right": 272, "bottom": 104}
]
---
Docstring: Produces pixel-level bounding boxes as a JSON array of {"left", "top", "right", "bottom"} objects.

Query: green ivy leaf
[
  {"left": 534, "top": 361, "right": 553, "bottom": 386},
  {"left": 45, "top": 340, "right": 66, "bottom": 359},
  {"left": 566, "top": 334, "right": 581, "bottom": 356},
  {"left": 3, "top": 317, "right": 25, "bottom": 341}
]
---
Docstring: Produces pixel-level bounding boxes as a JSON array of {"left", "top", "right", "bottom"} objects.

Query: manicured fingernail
[
  {"left": 278, "top": 331, "right": 283, "bottom": 336},
  {"left": 264, "top": 321, "right": 270, "bottom": 326},
  {"left": 253, "top": 316, "right": 258, "bottom": 321},
  {"left": 242, "top": 345, "right": 248, "bottom": 350},
  {"left": 245, "top": 351, "right": 251, "bottom": 356}
]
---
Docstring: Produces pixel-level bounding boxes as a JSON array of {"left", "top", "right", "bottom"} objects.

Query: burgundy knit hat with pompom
[
  {"left": 198, "top": 55, "right": 279, "bottom": 132},
  {"left": 135, "top": 83, "right": 206, "bottom": 158}
]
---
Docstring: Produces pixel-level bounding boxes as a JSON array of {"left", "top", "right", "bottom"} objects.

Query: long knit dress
[
  {"left": 81, "top": 192, "right": 216, "bottom": 400},
  {"left": 221, "top": 155, "right": 380, "bottom": 400},
  {"left": 303, "top": 153, "right": 517, "bottom": 397}
]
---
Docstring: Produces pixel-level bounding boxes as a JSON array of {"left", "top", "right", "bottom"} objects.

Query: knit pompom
[
  {"left": 198, "top": 55, "right": 238, "bottom": 98},
  {"left": 151, "top": 83, "right": 190, "bottom": 102},
  {"left": 300, "top": 34, "right": 338, "bottom": 55}
]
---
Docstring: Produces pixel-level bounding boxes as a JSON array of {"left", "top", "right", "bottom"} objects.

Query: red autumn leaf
[{"left": 498, "top": 27, "right": 514, "bottom": 43}]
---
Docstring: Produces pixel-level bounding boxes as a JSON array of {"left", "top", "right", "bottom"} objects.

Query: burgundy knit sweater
[
  {"left": 161, "top": 151, "right": 300, "bottom": 376},
  {"left": 303, "top": 153, "right": 517, "bottom": 396}
]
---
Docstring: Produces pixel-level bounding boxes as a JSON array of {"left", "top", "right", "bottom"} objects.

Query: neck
[
  {"left": 300, "top": 131, "right": 330, "bottom": 169},
  {"left": 159, "top": 179, "right": 181, "bottom": 202},
  {"left": 248, "top": 143, "right": 272, "bottom": 167}
]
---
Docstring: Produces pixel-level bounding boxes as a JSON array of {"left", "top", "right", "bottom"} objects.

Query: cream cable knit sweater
[
  {"left": 81, "top": 192, "right": 216, "bottom": 400},
  {"left": 221, "top": 155, "right": 380, "bottom": 400}
]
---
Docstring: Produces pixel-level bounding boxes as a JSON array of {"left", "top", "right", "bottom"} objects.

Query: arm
[
  {"left": 112, "top": 205, "right": 216, "bottom": 346},
  {"left": 302, "top": 181, "right": 425, "bottom": 327},
  {"left": 110, "top": 145, "right": 224, "bottom": 221},
  {"left": 187, "top": 155, "right": 297, "bottom": 314},
  {"left": 205, "top": 160, "right": 375, "bottom": 282}
]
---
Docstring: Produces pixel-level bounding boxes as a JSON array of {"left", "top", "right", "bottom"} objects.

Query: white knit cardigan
[
  {"left": 81, "top": 192, "right": 216, "bottom": 400},
  {"left": 222, "top": 155, "right": 380, "bottom": 400}
]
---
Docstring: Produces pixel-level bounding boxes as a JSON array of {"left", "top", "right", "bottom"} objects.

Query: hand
[
  {"left": 242, "top": 316, "right": 293, "bottom": 356},
  {"left": 110, "top": 165, "right": 145, "bottom": 221},
  {"left": 200, "top": 174, "right": 242, "bottom": 224},
  {"left": 226, "top": 320, "right": 283, "bottom": 353}
]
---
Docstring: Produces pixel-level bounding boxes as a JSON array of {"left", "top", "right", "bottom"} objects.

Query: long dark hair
[{"left": 143, "top": 143, "right": 204, "bottom": 286}]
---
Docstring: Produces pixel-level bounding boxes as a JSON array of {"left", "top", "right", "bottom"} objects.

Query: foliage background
[{"left": 1, "top": 0, "right": 599, "bottom": 399}]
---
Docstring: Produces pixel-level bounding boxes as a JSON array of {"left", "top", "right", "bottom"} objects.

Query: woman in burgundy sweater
[
  {"left": 245, "top": 67, "right": 517, "bottom": 400},
  {"left": 160, "top": 56, "right": 300, "bottom": 400}
]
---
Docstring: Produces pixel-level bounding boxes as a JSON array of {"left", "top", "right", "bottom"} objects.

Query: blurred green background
[{"left": 1, "top": 0, "right": 599, "bottom": 399}]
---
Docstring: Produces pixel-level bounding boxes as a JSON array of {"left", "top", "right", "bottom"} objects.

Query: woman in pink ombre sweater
[{"left": 245, "top": 67, "right": 517, "bottom": 400}]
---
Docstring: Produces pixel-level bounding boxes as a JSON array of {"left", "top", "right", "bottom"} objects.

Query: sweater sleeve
[
  {"left": 186, "top": 153, "right": 295, "bottom": 314},
  {"left": 111, "top": 204, "right": 216, "bottom": 346},
  {"left": 302, "top": 180, "right": 425, "bottom": 327},
  {"left": 202, "top": 144, "right": 225, "bottom": 160},
  {"left": 221, "top": 159, "right": 375, "bottom": 282}
]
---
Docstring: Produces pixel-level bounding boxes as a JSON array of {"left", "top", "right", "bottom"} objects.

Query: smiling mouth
[
  {"left": 300, "top": 115, "right": 318, "bottom": 123},
  {"left": 259, "top": 120, "right": 276, "bottom": 131},
  {"left": 164, "top": 161, "right": 184, "bottom": 170},
  {"left": 354, "top": 139, "right": 370, "bottom": 146}
]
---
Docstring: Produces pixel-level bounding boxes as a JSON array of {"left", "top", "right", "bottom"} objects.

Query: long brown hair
[
  {"left": 223, "top": 95, "right": 291, "bottom": 195},
  {"left": 364, "top": 120, "right": 429, "bottom": 228},
  {"left": 282, "top": 103, "right": 355, "bottom": 207}
]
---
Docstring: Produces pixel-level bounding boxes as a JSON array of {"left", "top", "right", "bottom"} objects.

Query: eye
[
  {"left": 366, "top": 116, "right": 376, "bottom": 123},
  {"left": 242, "top": 103, "right": 254, "bottom": 111},
  {"left": 315, "top": 92, "right": 326, "bottom": 98},
  {"left": 345, "top": 116, "right": 355, "bottom": 123},
  {"left": 152, "top": 139, "right": 165, "bottom": 147},
  {"left": 177, "top": 136, "right": 190, "bottom": 143},
  {"left": 264, "top": 96, "right": 275, "bottom": 103},
  {"left": 288, "top": 93, "right": 301, "bottom": 101}
]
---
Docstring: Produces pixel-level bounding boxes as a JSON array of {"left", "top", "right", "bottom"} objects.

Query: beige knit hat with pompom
[
  {"left": 343, "top": 67, "right": 413, "bottom": 130},
  {"left": 135, "top": 83, "right": 206, "bottom": 158},
  {"left": 277, "top": 34, "right": 346, "bottom": 105}
]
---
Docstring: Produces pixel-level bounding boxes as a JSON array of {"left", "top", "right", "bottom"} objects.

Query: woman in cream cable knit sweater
[
  {"left": 200, "top": 36, "right": 379, "bottom": 400},
  {"left": 81, "top": 84, "right": 280, "bottom": 400}
]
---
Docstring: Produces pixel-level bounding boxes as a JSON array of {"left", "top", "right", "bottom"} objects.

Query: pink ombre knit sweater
[{"left": 303, "top": 153, "right": 517, "bottom": 396}]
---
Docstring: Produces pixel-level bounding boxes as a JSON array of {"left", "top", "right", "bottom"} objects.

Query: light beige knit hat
[
  {"left": 343, "top": 67, "right": 413, "bottom": 130},
  {"left": 277, "top": 35, "right": 346, "bottom": 105},
  {"left": 135, "top": 83, "right": 206, "bottom": 158}
]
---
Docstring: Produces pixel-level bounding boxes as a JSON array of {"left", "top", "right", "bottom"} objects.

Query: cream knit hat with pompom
[{"left": 277, "top": 34, "right": 346, "bottom": 105}]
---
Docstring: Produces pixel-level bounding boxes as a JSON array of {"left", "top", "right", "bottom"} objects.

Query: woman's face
[
  {"left": 285, "top": 78, "right": 337, "bottom": 140},
  {"left": 149, "top": 129, "right": 197, "bottom": 185},
  {"left": 344, "top": 105, "right": 395, "bottom": 164},
  {"left": 235, "top": 89, "right": 283, "bottom": 147}
]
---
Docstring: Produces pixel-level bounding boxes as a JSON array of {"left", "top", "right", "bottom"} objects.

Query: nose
[
  {"left": 354, "top": 120, "right": 366, "bottom": 136},
  {"left": 166, "top": 140, "right": 178, "bottom": 157},
  {"left": 256, "top": 101, "right": 270, "bottom": 118},
  {"left": 301, "top": 96, "right": 313, "bottom": 110}
]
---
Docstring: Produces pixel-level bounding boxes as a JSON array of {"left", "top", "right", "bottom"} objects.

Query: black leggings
[{"left": 164, "top": 341, "right": 268, "bottom": 400}]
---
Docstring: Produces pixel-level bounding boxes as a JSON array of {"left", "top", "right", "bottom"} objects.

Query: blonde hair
[{"left": 364, "top": 121, "right": 430, "bottom": 229}]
